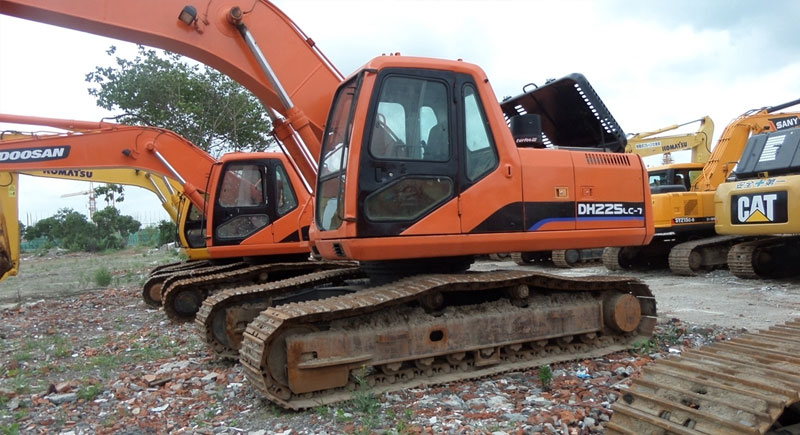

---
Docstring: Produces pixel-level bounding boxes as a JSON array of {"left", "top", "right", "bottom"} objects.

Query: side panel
[
  {"left": 573, "top": 153, "right": 646, "bottom": 230},
  {"left": 519, "top": 149, "right": 575, "bottom": 232},
  {"left": 716, "top": 175, "right": 800, "bottom": 235},
  {"left": 652, "top": 191, "right": 716, "bottom": 232}
]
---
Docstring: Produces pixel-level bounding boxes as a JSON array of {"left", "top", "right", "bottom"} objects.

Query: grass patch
[
  {"left": 538, "top": 364, "right": 553, "bottom": 391},
  {"left": 77, "top": 383, "right": 103, "bottom": 401},
  {"left": 12, "top": 351, "right": 32, "bottom": 363},
  {"left": 94, "top": 267, "right": 113, "bottom": 287},
  {"left": 0, "top": 423, "right": 20, "bottom": 435}
]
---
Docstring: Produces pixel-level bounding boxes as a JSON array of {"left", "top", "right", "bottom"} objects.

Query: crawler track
[
  {"left": 195, "top": 266, "right": 364, "bottom": 359},
  {"left": 141, "top": 260, "right": 219, "bottom": 307},
  {"left": 728, "top": 236, "right": 800, "bottom": 280},
  {"left": 668, "top": 235, "right": 751, "bottom": 276},
  {"left": 552, "top": 249, "right": 604, "bottom": 268},
  {"left": 607, "top": 318, "right": 800, "bottom": 434},
  {"left": 162, "top": 261, "right": 355, "bottom": 322},
  {"left": 239, "top": 270, "right": 656, "bottom": 409},
  {"left": 148, "top": 260, "right": 211, "bottom": 277}
]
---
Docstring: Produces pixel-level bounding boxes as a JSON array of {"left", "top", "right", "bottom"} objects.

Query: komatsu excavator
[
  {"left": 715, "top": 126, "right": 800, "bottom": 279},
  {"left": 604, "top": 99, "right": 800, "bottom": 275},
  {"left": 0, "top": 165, "right": 195, "bottom": 281},
  {"left": 0, "top": 116, "right": 351, "bottom": 322},
  {"left": 2, "top": 0, "right": 659, "bottom": 410},
  {"left": 0, "top": 117, "right": 199, "bottom": 282},
  {"left": 514, "top": 116, "right": 714, "bottom": 268},
  {"left": 628, "top": 116, "right": 714, "bottom": 165}
]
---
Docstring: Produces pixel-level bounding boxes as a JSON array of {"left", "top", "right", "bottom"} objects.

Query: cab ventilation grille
[{"left": 585, "top": 153, "right": 631, "bottom": 166}]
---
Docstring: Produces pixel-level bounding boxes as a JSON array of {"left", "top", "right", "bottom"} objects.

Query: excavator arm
[
  {"left": 21, "top": 168, "right": 184, "bottom": 221},
  {"left": 0, "top": 113, "right": 216, "bottom": 211},
  {"left": 2, "top": 114, "right": 189, "bottom": 221},
  {"left": 693, "top": 98, "right": 800, "bottom": 192},
  {"left": 0, "top": 0, "right": 343, "bottom": 186},
  {"left": 625, "top": 116, "right": 714, "bottom": 165}
]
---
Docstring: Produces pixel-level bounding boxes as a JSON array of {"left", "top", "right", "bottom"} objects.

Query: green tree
[
  {"left": 27, "top": 208, "right": 100, "bottom": 251},
  {"left": 86, "top": 45, "right": 272, "bottom": 155},
  {"left": 156, "top": 220, "right": 177, "bottom": 246},
  {"left": 93, "top": 206, "right": 141, "bottom": 249},
  {"left": 94, "top": 183, "right": 125, "bottom": 208}
]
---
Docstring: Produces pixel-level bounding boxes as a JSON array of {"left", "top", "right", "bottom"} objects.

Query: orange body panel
[
  {"left": 315, "top": 228, "right": 650, "bottom": 261},
  {"left": 519, "top": 149, "right": 575, "bottom": 232},
  {"left": 312, "top": 56, "right": 653, "bottom": 261}
]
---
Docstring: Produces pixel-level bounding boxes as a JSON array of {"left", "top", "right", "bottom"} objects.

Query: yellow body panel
[
  {"left": 715, "top": 174, "right": 800, "bottom": 235},
  {"left": 0, "top": 173, "right": 19, "bottom": 281}
]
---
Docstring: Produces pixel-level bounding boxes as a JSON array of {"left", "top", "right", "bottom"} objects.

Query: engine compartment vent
[{"left": 585, "top": 153, "right": 631, "bottom": 166}]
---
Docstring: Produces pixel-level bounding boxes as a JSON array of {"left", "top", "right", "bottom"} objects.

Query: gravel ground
[{"left": 0, "top": 253, "right": 797, "bottom": 434}]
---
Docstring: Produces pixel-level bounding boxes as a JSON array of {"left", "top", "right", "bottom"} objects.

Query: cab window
[
  {"left": 218, "top": 164, "right": 264, "bottom": 207},
  {"left": 463, "top": 84, "right": 498, "bottom": 180},
  {"left": 275, "top": 163, "right": 298, "bottom": 216},
  {"left": 369, "top": 76, "right": 450, "bottom": 161}
]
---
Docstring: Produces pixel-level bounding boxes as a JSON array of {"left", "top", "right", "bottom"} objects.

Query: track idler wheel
[
  {"left": 603, "top": 293, "right": 642, "bottom": 333},
  {"left": 169, "top": 290, "right": 206, "bottom": 321},
  {"left": 142, "top": 280, "right": 163, "bottom": 308}
]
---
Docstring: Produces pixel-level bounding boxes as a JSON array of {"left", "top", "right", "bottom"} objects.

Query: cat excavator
[
  {"left": 715, "top": 125, "right": 800, "bottom": 279},
  {"left": 514, "top": 116, "right": 714, "bottom": 267},
  {"left": 604, "top": 99, "right": 800, "bottom": 275},
  {"left": 2, "top": 0, "right": 660, "bottom": 410}
]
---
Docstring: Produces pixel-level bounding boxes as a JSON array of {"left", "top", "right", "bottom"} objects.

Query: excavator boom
[
  {"left": 0, "top": 115, "right": 215, "bottom": 210},
  {"left": 0, "top": 0, "right": 344, "bottom": 185},
  {"left": 626, "top": 116, "right": 714, "bottom": 165}
]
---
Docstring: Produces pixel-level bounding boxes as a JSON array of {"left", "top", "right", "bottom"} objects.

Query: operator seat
[{"left": 425, "top": 121, "right": 449, "bottom": 160}]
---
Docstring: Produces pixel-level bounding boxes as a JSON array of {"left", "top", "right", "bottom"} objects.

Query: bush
[{"left": 94, "top": 267, "right": 113, "bottom": 287}]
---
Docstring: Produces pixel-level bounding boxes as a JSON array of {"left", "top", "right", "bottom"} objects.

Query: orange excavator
[
  {"left": 2, "top": 0, "right": 658, "bottom": 410},
  {"left": 0, "top": 0, "right": 348, "bottom": 317},
  {"left": 0, "top": 114, "right": 354, "bottom": 322}
]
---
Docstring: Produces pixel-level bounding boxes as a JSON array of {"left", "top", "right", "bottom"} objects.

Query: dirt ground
[
  {"left": 0, "top": 250, "right": 798, "bottom": 434},
  {"left": 486, "top": 260, "right": 800, "bottom": 331},
  {"left": 4, "top": 249, "right": 799, "bottom": 330}
]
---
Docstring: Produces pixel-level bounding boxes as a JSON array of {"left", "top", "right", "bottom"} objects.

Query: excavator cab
[
  {"left": 314, "top": 60, "right": 648, "bottom": 266},
  {"left": 209, "top": 155, "right": 306, "bottom": 251},
  {"left": 647, "top": 163, "right": 704, "bottom": 194},
  {"left": 316, "top": 65, "right": 501, "bottom": 242}
]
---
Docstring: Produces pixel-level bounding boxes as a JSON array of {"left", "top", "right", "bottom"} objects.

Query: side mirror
[{"left": 510, "top": 114, "right": 544, "bottom": 148}]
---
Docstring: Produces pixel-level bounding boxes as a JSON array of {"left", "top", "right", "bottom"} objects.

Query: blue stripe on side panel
[
  {"left": 527, "top": 216, "right": 644, "bottom": 231},
  {"left": 528, "top": 217, "right": 575, "bottom": 231}
]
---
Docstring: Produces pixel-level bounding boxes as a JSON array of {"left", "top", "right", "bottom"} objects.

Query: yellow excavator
[
  {"left": 715, "top": 126, "right": 800, "bottom": 278},
  {"left": 514, "top": 116, "right": 714, "bottom": 267},
  {"left": 627, "top": 116, "right": 713, "bottom": 165},
  {"left": 0, "top": 120, "right": 209, "bottom": 283},
  {"left": 604, "top": 98, "right": 800, "bottom": 275}
]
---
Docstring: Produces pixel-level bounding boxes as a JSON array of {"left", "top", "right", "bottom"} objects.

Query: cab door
[
  {"left": 211, "top": 161, "right": 273, "bottom": 246},
  {"left": 453, "top": 77, "right": 522, "bottom": 234},
  {"left": 356, "top": 69, "right": 460, "bottom": 237}
]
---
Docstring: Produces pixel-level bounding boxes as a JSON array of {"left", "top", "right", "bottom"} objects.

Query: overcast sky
[{"left": 1, "top": 0, "right": 799, "bottom": 225}]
